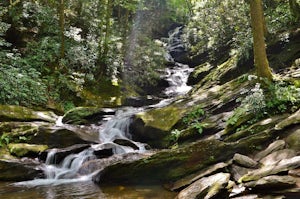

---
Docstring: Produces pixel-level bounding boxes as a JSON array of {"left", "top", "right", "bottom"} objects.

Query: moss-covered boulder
[
  {"left": 62, "top": 107, "right": 115, "bottom": 125},
  {"left": 0, "top": 105, "right": 58, "bottom": 123},
  {"left": 130, "top": 105, "right": 186, "bottom": 148},
  {"left": 7, "top": 143, "right": 48, "bottom": 157}
]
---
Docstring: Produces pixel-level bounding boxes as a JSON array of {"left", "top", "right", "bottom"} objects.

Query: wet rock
[
  {"left": 0, "top": 158, "right": 44, "bottom": 181},
  {"left": 62, "top": 107, "right": 115, "bottom": 125},
  {"left": 0, "top": 105, "right": 58, "bottom": 123},
  {"left": 259, "top": 149, "right": 297, "bottom": 166},
  {"left": 176, "top": 173, "right": 230, "bottom": 199},
  {"left": 286, "top": 129, "right": 300, "bottom": 151},
  {"left": 40, "top": 144, "right": 91, "bottom": 163},
  {"left": 122, "top": 96, "right": 160, "bottom": 107},
  {"left": 244, "top": 175, "right": 296, "bottom": 190},
  {"left": 239, "top": 156, "right": 300, "bottom": 183},
  {"left": 113, "top": 139, "right": 140, "bottom": 150},
  {"left": 28, "top": 127, "right": 92, "bottom": 148},
  {"left": 92, "top": 142, "right": 138, "bottom": 156},
  {"left": 97, "top": 139, "right": 237, "bottom": 184},
  {"left": 88, "top": 152, "right": 154, "bottom": 181},
  {"left": 169, "top": 161, "right": 231, "bottom": 191},
  {"left": 254, "top": 140, "right": 286, "bottom": 161},
  {"left": 233, "top": 153, "right": 258, "bottom": 168},
  {"left": 8, "top": 143, "right": 48, "bottom": 157}
]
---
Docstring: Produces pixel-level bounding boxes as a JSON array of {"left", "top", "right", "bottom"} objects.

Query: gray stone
[
  {"left": 289, "top": 168, "right": 300, "bottom": 177},
  {"left": 233, "top": 153, "right": 258, "bottom": 168},
  {"left": 230, "top": 164, "right": 253, "bottom": 182},
  {"left": 244, "top": 175, "right": 296, "bottom": 189},
  {"left": 176, "top": 173, "right": 230, "bottom": 199},
  {"left": 254, "top": 140, "right": 286, "bottom": 161},
  {"left": 170, "top": 161, "right": 231, "bottom": 191},
  {"left": 239, "top": 156, "right": 300, "bottom": 183},
  {"left": 259, "top": 149, "right": 297, "bottom": 166}
]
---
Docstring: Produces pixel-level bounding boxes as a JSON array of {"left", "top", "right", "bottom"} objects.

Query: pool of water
[{"left": 0, "top": 181, "right": 176, "bottom": 199}]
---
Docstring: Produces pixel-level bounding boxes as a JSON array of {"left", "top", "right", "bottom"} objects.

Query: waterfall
[{"left": 15, "top": 26, "right": 192, "bottom": 187}]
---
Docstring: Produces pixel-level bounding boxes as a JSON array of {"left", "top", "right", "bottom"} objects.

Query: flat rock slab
[
  {"left": 254, "top": 140, "right": 286, "bottom": 161},
  {"left": 239, "top": 156, "right": 300, "bottom": 183},
  {"left": 259, "top": 149, "right": 296, "bottom": 166},
  {"left": 244, "top": 175, "right": 296, "bottom": 189},
  {"left": 176, "top": 173, "right": 230, "bottom": 199},
  {"left": 233, "top": 153, "right": 258, "bottom": 168},
  {"left": 275, "top": 108, "right": 300, "bottom": 130},
  {"left": 169, "top": 161, "right": 231, "bottom": 191}
]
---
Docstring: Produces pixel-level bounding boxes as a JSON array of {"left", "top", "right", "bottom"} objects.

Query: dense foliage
[
  {"left": 0, "top": 0, "right": 189, "bottom": 109},
  {"left": 0, "top": 0, "right": 299, "bottom": 110},
  {"left": 183, "top": 0, "right": 295, "bottom": 62}
]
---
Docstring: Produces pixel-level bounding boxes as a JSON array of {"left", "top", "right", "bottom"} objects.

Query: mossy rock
[
  {"left": 187, "top": 62, "right": 213, "bottom": 85},
  {"left": 95, "top": 127, "right": 279, "bottom": 185},
  {"left": 0, "top": 105, "right": 57, "bottom": 123},
  {"left": 8, "top": 143, "right": 48, "bottom": 157},
  {"left": 130, "top": 106, "right": 186, "bottom": 148},
  {"left": 62, "top": 107, "right": 115, "bottom": 125}
]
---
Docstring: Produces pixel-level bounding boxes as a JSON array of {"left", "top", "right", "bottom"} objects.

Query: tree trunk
[
  {"left": 249, "top": 0, "right": 272, "bottom": 81},
  {"left": 59, "top": 0, "right": 65, "bottom": 59}
]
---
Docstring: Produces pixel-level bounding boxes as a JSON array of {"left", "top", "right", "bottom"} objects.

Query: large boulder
[
  {"left": 239, "top": 156, "right": 300, "bottom": 183},
  {"left": 130, "top": 105, "right": 186, "bottom": 148},
  {"left": 7, "top": 143, "right": 48, "bottom": 157},
  {"left": 28, "top": 127, "right": 93, "bottom": 148},
  {"left": 244, "top": 175, "right": 296, "bottom": 190},
  {"left": 0, "top": 158, "right": 44, "bottom": 181},
  {"left": 95, "top": 128, "right": 279, "bottom": 185},
  {"left": 0, "top": 122, "right": 94, "bottom": 148},
  {"left": 0, "top": 105, "right": 58, "bottom": 123}
]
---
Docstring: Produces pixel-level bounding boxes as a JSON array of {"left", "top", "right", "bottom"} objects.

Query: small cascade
[
  {"left": 44, "top": 149, "right": 96, "bottom": 180},
  {"left": 98, "top": 108, "right": 147, "bottom": 153},
  {"left": 163, "top": 63, "right": 193, "bottom": 96},
  {"left": 162, "top": 26, "right": 193, "bottom": 97}
]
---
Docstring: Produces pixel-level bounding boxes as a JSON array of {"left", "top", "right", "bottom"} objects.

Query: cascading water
[
  {"left": 14, "top": 26, "right": 193, "bottom": 188},
  {"left": 162, "top": 26, "right": 193, "bottom": 97}
]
